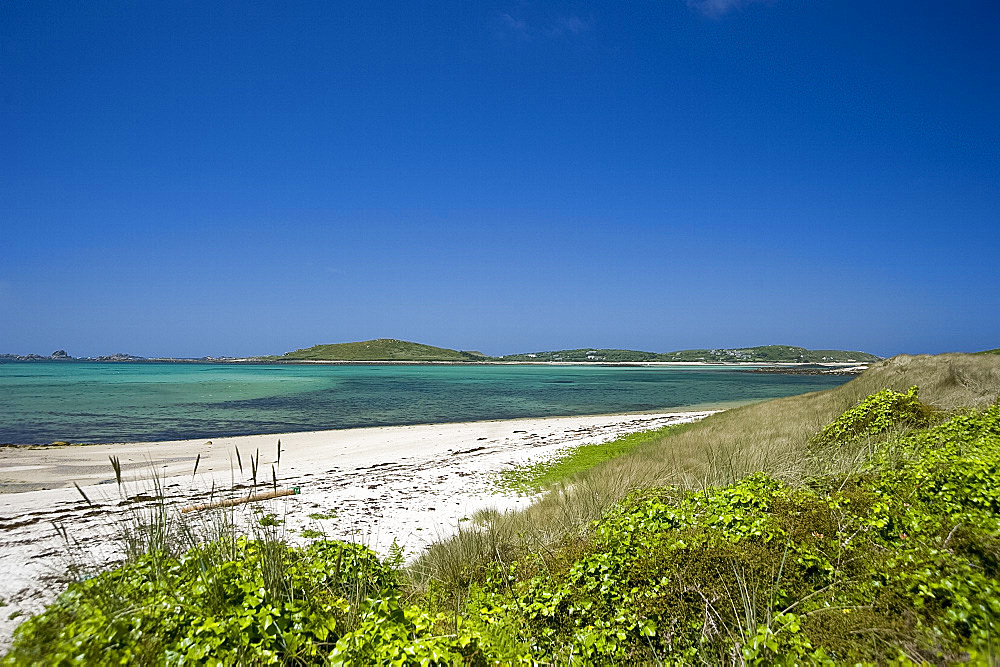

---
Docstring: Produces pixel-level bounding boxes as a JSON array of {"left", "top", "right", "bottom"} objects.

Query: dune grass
[{"left": 495, "top": 422, "right": 698, "bottom": 495}]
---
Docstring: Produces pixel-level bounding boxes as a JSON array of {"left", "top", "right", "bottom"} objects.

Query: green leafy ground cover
[
  {"left": 808, "top": 385, "right": 934, "bottom": 449},
  {"left": 2, "top": 539, "right": 484, "bottom": 665},
  {"left": 4, "top": 540, "right": 393, "bottom": 664},
  {"left": 5, "top": 385, "right": 1000, "bottom": 664}
]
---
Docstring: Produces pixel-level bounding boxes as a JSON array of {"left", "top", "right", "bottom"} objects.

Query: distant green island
[
  {"left": 266, "top": 339, "right": 882, "bottom": 364},
  {"left": 267, "top": 338, "right": 488, "bottom": 362}
]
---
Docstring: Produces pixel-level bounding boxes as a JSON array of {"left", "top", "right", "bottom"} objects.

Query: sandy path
[{"left": 0, "top": 410, "right": 713, "bottom": 651}]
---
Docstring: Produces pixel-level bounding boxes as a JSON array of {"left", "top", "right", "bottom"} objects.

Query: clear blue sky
[{"left": 2, "top": 1, "right": 998, "bottom": 358}]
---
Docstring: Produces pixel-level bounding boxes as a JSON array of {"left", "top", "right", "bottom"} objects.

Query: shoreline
[
  {"left": 0, "top": 400, "right": 752, "bottom": 449},
  {"left": 0, "top": 410, "right": 716, "bottom": 650},
  {"left": 0, "top": 358, "right": 868, "bottom": 367},
  {"left": 0, "top": 410, "right": 726, "bottom": 494}
]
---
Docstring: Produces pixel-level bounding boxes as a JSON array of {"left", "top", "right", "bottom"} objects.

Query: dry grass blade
[
  {"left": 51, "top": 521, "right": 69, "bottom": 543},
  {"left": 192, "top": 453, "right": 201, "bottom": 479},
  {"left": 73, "top": 482, "right": 92, "bottom": 507}
]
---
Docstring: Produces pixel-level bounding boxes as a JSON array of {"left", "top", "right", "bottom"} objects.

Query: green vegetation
[
  {"left": 258, "top": 512, "right": 283, "bottom": 527},
  {"left": 272, "top": 338, "right": 486, "bottom": 362},
  {"left": 4, "top": 540, "right": 397, "bottom": 664},
  {"left": 499, "top": 345, "right": 881, "bottom": 363},
  {"left": 461, "top": 404, "right": 1000, "bottom": 663},
  {"left": 5, "top": 353, "right": 1000, "bottom": 664},
  {"left": 979, "top": 348, "right": 1000, "bottom": 355},
  {"left": 808, "top": 385, "right": 933, "bottom": 450},
  {"left": 496, "top": 422, "right": 696, "bottom": 494}
]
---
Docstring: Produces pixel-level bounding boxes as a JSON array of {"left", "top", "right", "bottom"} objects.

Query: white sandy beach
[{"left": 0, "top": 410, "right": 714, "bottom": 650}]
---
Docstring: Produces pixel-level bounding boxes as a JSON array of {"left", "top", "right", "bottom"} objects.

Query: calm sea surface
[{"left": 0, "top": 362, "right": 852, "bottom": 445}]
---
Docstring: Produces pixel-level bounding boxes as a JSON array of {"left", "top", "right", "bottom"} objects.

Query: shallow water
[{"left": 0, "top": 362, "right": 851, "bottom": 444}]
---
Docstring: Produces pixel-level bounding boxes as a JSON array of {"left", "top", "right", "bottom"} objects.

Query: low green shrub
[
  {"left": 4, "top": 538, "right": 491, "bottom": 666},
  {"left": 329, "top": 598, "right": 487, "bottom": 665},
  {"left": 809, "top": 385, "right": 934, "bottom": 449},
  {"left": 3, "top": 539, "right": 395, "bottom": 665}
]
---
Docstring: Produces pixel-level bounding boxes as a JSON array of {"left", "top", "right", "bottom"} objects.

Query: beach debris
[
  {"left": 180, "top": 487, "right": 301, "bottom": 514},
  {"left": 451, "top": 446, "right": 487, "bottom": 456}
]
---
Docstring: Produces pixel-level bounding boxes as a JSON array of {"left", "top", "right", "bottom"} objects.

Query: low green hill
[
  {"left": 276, "top": 339, "right": 485, "bottom": 362},
  {"left": 499, "top": 345, "right": 880, "bottom": 363}
]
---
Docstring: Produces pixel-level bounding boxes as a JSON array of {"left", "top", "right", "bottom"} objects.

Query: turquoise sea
[{"left": 0, "top": 362, "right": 852, "bottom": 445}]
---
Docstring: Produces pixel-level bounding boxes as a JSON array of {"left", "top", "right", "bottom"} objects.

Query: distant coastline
[
  {"left": 0, "top": 356, "right": 867, "bottom": 369},
  {"left": 0, "top": 338, "right": 884, "bottom": 366}
]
